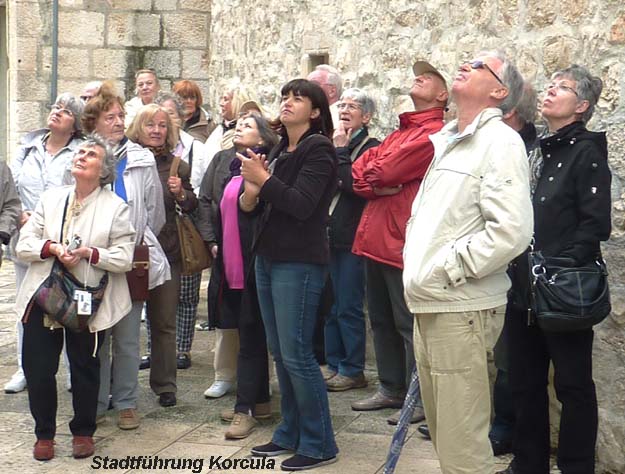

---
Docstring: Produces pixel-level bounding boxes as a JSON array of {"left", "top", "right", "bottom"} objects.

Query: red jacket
[{"left": 352, "top": 107, "right": 445, "bottom": 269}]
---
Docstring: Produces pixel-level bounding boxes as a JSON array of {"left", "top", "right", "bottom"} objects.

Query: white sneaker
[
  {"left": 204, "top": 380, "right": 233, "bottom": 398},
  {"left": 4, "top": 370, "right": 27, "bottom": 394}
]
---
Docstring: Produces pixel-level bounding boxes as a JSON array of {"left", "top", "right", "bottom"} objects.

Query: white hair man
[
  {"left": 307, "top": 64, "right": 343, "bottom": 127},
  {"left": 402, "top": 51, "right": 533, "bottom": 474}
]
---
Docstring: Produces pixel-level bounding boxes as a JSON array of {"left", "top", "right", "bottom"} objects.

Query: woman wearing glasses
[
  {"left": 4, "top": 93, "right": 84, "bottom": 395},
  {"left": 503, "top": 65, "right": 611, "bottom": 474}
]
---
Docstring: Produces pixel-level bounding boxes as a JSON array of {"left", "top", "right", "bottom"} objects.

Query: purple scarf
[{"left": 220, "top": 176, "right": 244, "bottom": 289}]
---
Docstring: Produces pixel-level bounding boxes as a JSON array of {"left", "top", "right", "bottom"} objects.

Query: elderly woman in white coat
[
  {"left": 81, "top": 82, "right": 169, "bottom": 430},
  {"left": 15, "top": 134, "right": 135, "bottom": 462}
]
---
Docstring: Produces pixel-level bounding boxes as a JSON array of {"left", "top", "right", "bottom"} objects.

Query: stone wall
[
  {"left": 6, "top": 0, "right": 211, "bottom": 157},
  {"left": 207, "top": 1, "right": 625, "bottom": 472}
]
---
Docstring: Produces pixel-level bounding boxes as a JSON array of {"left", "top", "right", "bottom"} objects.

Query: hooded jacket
[
  {"left": 403, "top": 108, "right": 533, "bottom": 313},
  {"left": 351, "top": 108, "right": 445, "bottom": 269}
]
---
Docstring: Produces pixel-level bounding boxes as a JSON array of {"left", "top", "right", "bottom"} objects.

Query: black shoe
[
  {"left": 250, "top": 441, "right": 291, "bottom": 457},
  {"left": 281, "top": 454, "right": 337, "bottom": 471},
  {"left": 139, "top": 355, "right": 150, "bottom": 370},
  {"left": 177, "top": 353, "right": 191, "bottom": 370},
  {"left": 495, "top": 464, "right": 514, "bottom": 474},
  {"left": 195, "top": 321, "right": 210, "bottom": 331},
  {"left": 158, "top": 392, "right": 176, "bottom": 407},
  {"left": 491, "top": 437, "right": 513, "bottom": 456},
  {"left": 417, "top": 423, "right": 431, "bottom": 440}
]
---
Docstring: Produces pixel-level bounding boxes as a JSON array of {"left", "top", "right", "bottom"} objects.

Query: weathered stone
[
  {"left": 163, "top": 13, "right": 209, "bottom": 48},
  {"left": 561, "top": 0, "right": 589, "bottom": 25},
  {"left": 542, "top": 36, "right": 579, "bottom": 73},
  {"left": 609, "top": 13, "right": 625, "bottom": 44},
  {"left": 179, "top": 0, "right": 211, "bottom": 11},
  {"left": 93, "top": 49, "right": 134, "bottom": 79},
  {"left": 527, "top": 0, "right": 556, "bottom": 28},
  {"left": 58, "top": 11, "right": 105, "bottom": 47},
  {"left": 58, "top": 0, "right": 83, "bottom": 7},
  {"left": 10, "top": 70, "right": 49, "bottom": 102},
  {"left": 12, "top": 36, "right": 39, "bottom": 72},
  {"left": 144, "top": 50, "right": 180, "bottom": 78},
  {"left": 153, "top": 0, "right": 178, "bottom": 11},
  {"left": 14, "top": 1, "right": 44, "bottom": 36},
  {"left": 107, "top": 13, "right": 160, "bottom": 48},
  {"left": 57, "top": 47, "right": 91, "bottom": 78},
  {"left": 597, "top": 62, "right": 622, "bottom": 112},
  {"left": 10, "top": 101, "right": 44, "bottom": 132},
  {"left": 111, "top": 0, "right": 151, "bottom": 10},
  {"left": 57, "top": 79, "right": 91, "bottom": 98},
  {"left": 181, "top": 49, "right": 210, "bottom": 79}
]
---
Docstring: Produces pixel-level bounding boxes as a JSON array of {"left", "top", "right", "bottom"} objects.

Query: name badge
[{"left": 74, "top": 290, "right": 92, "bottom": 315}]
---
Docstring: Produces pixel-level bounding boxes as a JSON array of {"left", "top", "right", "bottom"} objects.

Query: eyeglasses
[
  {"left": 337, "top": 102, "right": 361, "bottom": 112},
  {"left": 51, "top": 104, "right": 74, "bottom": 118},
  {"left": 545, "top": 82, "right": 579, "bottom": 97},
  {"left": 466, "top": 60, "right": 505, "bottom": 86},
  {"left": 80, "top": 95, "right": 92, "bottom": 102}
]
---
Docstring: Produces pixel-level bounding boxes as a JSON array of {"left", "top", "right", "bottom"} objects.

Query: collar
[{"left": 398, "top": 107, "right": 445, "bottom": 130}]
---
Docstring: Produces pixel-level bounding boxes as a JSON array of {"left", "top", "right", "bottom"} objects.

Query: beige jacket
[
  {"left": 15, "top": 186, "right": 135, "bottom": 332},
  {"left": 403, "top": 108, "right": 533, "bottom": 313}
]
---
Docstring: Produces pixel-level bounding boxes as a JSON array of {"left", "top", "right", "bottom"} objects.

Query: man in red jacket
[{"left": 350, "top": 61, "right": 448, "bottom": 424}]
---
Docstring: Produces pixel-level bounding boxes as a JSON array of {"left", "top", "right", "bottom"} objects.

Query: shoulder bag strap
[{"left": 169, "top": 155, "right": 181, "bottom": 178}]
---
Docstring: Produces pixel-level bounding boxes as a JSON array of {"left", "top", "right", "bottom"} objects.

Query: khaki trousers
[
  {"left": 213, "top": 328, "right": 239, "bottom": 382},
  {"left": 413, "top": 308, "right": 503, "bottom": 474}
]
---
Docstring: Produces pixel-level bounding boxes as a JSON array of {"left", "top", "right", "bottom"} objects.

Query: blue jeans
[
  {"left": 255, "top": 256, "right": 338, "bottom": 460},
  {"left": 325, "top": 250, "right": 366, "bottom": 377}
]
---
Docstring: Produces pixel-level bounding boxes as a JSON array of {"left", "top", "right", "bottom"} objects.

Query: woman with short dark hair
[
  {"left": 238, "top": 79, "right": 338, "bottom": 470},
  {"left": 503, "top": 65, "right": 611, "bottom": 474}
]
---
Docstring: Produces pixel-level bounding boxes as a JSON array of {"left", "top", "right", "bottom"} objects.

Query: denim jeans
[
  {"left": 325, "top": 250, "right": 366, "bottom": 377},
  {"left": 255, "top": 256, "right": 338, "bottom": 460}
]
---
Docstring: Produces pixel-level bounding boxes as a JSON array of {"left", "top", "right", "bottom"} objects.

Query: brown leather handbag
[
  {"left": 170, "top": 156, "right": 211, "bottom": 276},
  {"left": 126, "top": 242, "right": 150, "bottom": 301}
]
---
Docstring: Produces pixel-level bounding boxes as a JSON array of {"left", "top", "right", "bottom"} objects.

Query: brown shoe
[
  {"left": 117, "top": 408, "right": 140, "bottom": 430},
  {"left": 320, "top": 365, "right": 337, "bottom": 381},
  {"left": 72, "top": 436, "right": 95, "bottom": 459},
  {"left": 351, "top": 391, "right": 404, "bottom": 411},
  {"left": 33, "top": 439, "right": 55, "bottom": 461},
  {"left": 221, "top": 402, "right": 272, "bottom": 422},
  {"left": 225, "top": 412, "right": 259, "bottom": 439},
  {"left": 326, "top": 373, "right": 368, "bottom": 392},
  {"left": 387, "top": 406, "right": 425, "bottom": 425}
]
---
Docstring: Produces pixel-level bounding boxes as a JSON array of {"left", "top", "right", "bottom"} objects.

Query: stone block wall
[
  {"left": 206, "top": 1, "right": 625, "bottom": 472},
  {"left": 6, "top": 0, "right": 211, "bottom": 158}
]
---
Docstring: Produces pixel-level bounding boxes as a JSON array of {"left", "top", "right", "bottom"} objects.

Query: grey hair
[
  {"left": 515, "top": 82, "right": 538, "bottom": 124},
  {"left": 340, "top": 88, "right": 376, "bottom": 117},
  {"left": 54, "top": 93, "right": 84, "bottom": 133},
  {"left": 551, "top": 65, "right": 603, "bottom": 123},
  {"left": 476, "top": 50, "right": 524, "bottom": 114},
  {"left": 315, "top": 64, "right": 343, "bottom": 97},
  {"left": 81, "top": 133, "right": 116, "bottom": 187},
  {"left": 154, "top": 91, "right": 185, "bottom": 119}
]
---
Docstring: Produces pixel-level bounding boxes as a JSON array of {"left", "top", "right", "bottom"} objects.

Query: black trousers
[
  {"left": 22, "top": 305, "right": 104, "bottom": 440},
  {"left": 506, "top": 305, "right": 597, "bottom": 474}
]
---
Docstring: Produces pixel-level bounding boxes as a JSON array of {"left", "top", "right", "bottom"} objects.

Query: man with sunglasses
[{"left": 402, "top": 52, "right": 533, "bottom": 474}]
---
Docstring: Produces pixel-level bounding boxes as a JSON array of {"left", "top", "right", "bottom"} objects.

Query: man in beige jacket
[{"left": 402, "top": 51, "right": 533, "bottom": 474}]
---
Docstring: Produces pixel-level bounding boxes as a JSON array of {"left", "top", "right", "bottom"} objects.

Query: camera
[{"left": 66, "top": 235, "right": 82, "bottom": 252}]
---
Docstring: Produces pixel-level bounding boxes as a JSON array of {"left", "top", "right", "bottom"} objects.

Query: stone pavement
[{"left": 0, "top": 260, "right": 514, "bottom": 474}]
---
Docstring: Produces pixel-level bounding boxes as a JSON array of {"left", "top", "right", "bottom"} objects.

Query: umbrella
[{"left": 383, "top": 367, "right": 421, "bottom": 474}]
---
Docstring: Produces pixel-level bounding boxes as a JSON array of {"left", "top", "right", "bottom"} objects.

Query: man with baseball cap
[
  {"left": 403, "top": 51, "right": 532, "bottom": 473},
  {"left": 350, "top": 60, "right": 448, "bottom": 425}
]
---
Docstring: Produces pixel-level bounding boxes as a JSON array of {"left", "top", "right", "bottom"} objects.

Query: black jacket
[
  {"left": 254, "top": 131, "right": 337, "bottom": 264},
  {"left": 509, "top": 121, "right": 611, "bottom": 309},
  {"left": 328, "top": 128, "right": 380, "bottom": 250}
]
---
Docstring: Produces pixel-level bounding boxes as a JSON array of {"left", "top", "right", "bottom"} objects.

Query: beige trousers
[
  {"left": 213, "top": 328, "right": 239, "bottom": 382},
  {"left": 413, "top": 307, "right": 503, "bottom": 474}
]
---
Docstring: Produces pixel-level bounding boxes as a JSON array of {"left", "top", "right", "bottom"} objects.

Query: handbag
[
  {"left": 529, "top": 250, "right": 611, "bottom": 332},
  {"left": 170, "top": 155, "right": 211, "bottom": 276},
  {"left": 126, "top": 242, "right": 149, "bottom": 301},
  {"left": 33, "top": 260, "right": 108, "bottom": 332}
]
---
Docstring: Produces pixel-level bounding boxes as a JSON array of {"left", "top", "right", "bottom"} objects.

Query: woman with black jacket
[
  {"left": 324, "top": 88, "right": 380, "bottom": 392},
  {"left": 196, "top": 112, "right": 278, "bottom": 440},
  {"left": 502, "top": 65, "right": 611, "bottom": 474},
  {"left": 238, "top": 79, "right": 339, "bottom": 471}
]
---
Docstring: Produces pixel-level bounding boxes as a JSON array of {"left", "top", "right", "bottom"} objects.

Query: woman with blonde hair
[
  {"left": 124, "top": 69, "right": 161, "bottom": 128},
  {"left": 127, "top": 104, "right": 197, "bottom": 408}
]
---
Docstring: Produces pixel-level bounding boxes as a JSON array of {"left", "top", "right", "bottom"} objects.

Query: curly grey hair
[
  {"left": 551, "top": 65, "right": 603, "bottom": 123},
  {"left": 340, "top": 88, "right": 376, "bottom": 117},
  {"left": 154, "top": 91, "right": 185, "bottom": 120},
  {"left": 81, "top": 133, "right": 116, "bottom": 187},
  {"left": 54, "top": 93, "right": 84, "bottom": 133}
]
